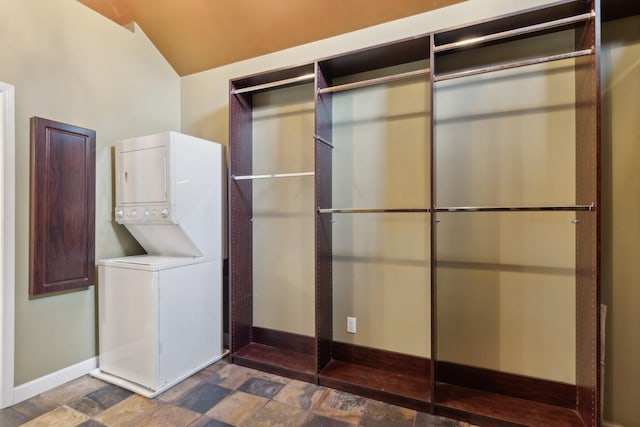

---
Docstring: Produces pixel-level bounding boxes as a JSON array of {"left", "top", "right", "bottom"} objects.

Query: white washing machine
[{"left": 92, "top": 132, "right": 225, "bottom": 397}]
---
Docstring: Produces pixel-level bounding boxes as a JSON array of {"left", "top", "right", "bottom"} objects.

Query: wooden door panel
[{"left": 30, "top": 117, "right": 96, "bottom": 297}]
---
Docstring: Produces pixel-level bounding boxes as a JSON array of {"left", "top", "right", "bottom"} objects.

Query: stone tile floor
[{"left": 0, "top": 359, "right": 473, "bottom": 427}]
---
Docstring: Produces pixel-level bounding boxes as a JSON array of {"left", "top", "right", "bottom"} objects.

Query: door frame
[{"left": 0, "top": 82, "right": 15, "bottom": 408}]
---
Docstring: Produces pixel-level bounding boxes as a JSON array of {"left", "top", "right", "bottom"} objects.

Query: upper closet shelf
[
  {"left": 434, "top": 48, "right": 593, "bottom": 82},
  {"left": 434, "top": 12, "right": 594, "bottom": 53},
  {"left": 232, "top": 171, "right": 315, "bottom": 181},
  {"left": 230, "top": 73, "right": 315, "bottom": 95},
  {"left": 318, "top": 68, "right": 430, "bottom": 94}
]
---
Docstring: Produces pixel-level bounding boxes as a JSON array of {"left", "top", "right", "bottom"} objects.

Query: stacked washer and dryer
[{"left": 92, "top": 131, "right": 225, "bottom": 397}]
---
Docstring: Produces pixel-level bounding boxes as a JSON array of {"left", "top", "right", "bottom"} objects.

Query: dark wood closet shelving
[
  {"left": 428, "top": 1, "right": 600, "bottom": 425},
  {"left": 231, "top": 327, "right": 316, "bottom": 382},
  {"left": 320, "top": 362, "right": 431, "bottom": 408},
  {"left": 318, "top": 343, "right": 432, "bottom": 411},
  {"left": 228, "top": 63, "right": 317, "bottom": 383},
  {"left": 313, "top": 33, "right": 433, "bottom": 413},
  {"left": 434, "top": 383, "right": 584, "bottom": 427},
  {"left": 228, "top": 1, "right": 612, "bottom": 425},
  {"left": 232, "top": 343, "right": 316, "bottom": 382}
]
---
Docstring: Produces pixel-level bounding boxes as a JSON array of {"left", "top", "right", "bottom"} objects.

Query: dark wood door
[{"left": 30, "top": 117, "right": 96, "bottom": 297}]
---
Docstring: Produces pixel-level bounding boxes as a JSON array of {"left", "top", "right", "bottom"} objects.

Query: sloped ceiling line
[{"left": 76, "top": 0, "right": 465, "bottom": 76}]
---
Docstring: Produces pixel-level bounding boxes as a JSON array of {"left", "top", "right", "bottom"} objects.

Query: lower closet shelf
[
  {"left": 232, "top": 343, "right": 316, "bottom": 383},
  {"left": 319, "top": 360, "right": 432, "bottom": 412},
  {"left": 434, "top": 383, "right": 584, "bottom": 426}
]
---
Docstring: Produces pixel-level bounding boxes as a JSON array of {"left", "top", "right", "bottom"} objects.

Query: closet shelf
[
  {"left": 233, "top": 342, "right": 316, "bottom": 383},
  {"left": 318, "top": 68, "right": 430, "bottom": 94},
  {"left": 319, "top": 360, "right": 432, "bottom": 411},
  {"left": 434, "top": 12, "right": 594, "bottom": 53},
  {"left": 231, "top": 73, "right": 315, "bottom": 95},
  {"left": 434, "top": 48, "right": 593, "bottom": 82},
  {"left": 232, "top": 171, "right": 314, "bottom": 181},
  {"left": 434, "top": 383, "right": 584, "bottom": 426}
]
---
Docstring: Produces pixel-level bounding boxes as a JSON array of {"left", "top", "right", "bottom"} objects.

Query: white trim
[
  {"left": 12, "top": 357, "right": 97, "bottom": 405},
  {"left": 0, "top": 82, "right": 15, "bottom": 409},
  {"left": 602, "top": 421, "right": 625, "bottom": 427}
]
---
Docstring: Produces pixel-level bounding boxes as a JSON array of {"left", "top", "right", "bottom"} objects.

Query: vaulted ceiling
[{"left": 76, "top": 0, "right": 465, "bottom": 76}]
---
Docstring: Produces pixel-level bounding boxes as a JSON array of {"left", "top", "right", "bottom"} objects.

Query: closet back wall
[
  {"left": 434, "top": 36, "right": 577, "bottom": 383},
  {"left": 330, "top": 64, "right": 430, "bottom": 357},
  {"left": 251, "top": 85, "right": 315, "bottom": 336}
]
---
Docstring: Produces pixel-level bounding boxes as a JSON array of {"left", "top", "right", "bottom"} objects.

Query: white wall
[{"left": 0, "top": 0, "right": 180, "bottom": 386}]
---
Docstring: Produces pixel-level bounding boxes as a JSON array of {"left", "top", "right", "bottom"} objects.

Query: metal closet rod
[
  {"left": 434, "top": 203, "right": 595, "bottom": 212},
  {"left": 434, "top": 11, "right": 595, "bottom": 53},
  {"left": 434, "top": 48, "right": 593, "bottom": 82},
  {"left": 318, "top": 208, "right": 430, "bottom": 214},
  {"left": 313, "top": 135, "right": 334, "bottom": 148},
  {"left": 231, "top": 73, "right": 315, "bottom": 95},
  {"left": 318, "top": 68, "right": 431, "bottom": 94},
  {"left": 317, "top": 203, "right": 596, "bottom": 214},
  {"left": 232, "top": 171, "right": 315, "bottom": 181}
]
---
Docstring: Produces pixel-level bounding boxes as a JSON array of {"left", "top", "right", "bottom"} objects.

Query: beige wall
[
  {"left": 330, "top": 65, "right": 430, "bottom": 357},
  {"left": 251, "top": 84, "right": 316, "bottom": 336},
  {"left": 435, "top": 52, "right": 577, "bottom": 383},
  {"left": 601, "top": 15, "right": 640, "bottom": 427},
  {"left": 0, "top": 0, "right": 180, "bottom": 385}
]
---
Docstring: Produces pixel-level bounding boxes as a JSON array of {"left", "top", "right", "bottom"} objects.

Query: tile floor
[{"left": 0, "top": 359, "right": 473, "bottom": 427}]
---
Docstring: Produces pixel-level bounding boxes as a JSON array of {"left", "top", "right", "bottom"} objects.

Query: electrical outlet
[{"left": 347, "top": 316, "right": 357, "bottom": 333}]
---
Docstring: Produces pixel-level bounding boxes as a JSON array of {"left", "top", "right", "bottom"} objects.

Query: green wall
[
  {"left": 601, "top": 15, "right": 640, "bottom": 427},
  {"left": 0, "top": 0, "right": 180, "bottom": 385}
]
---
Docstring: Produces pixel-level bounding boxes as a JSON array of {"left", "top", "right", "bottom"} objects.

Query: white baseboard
[
  {"left": 603, "top": 421, "right": 625, "bottom": 427},
  {"left": 12, "top": 357, "right": 97, "bottom": 405}
]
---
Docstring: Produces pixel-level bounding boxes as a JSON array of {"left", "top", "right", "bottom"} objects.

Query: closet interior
[
  {"left": 228, "top": 1, "right": 605, "bottom": 425},
  {"left": 229, "top": 63, "right": 317, "bottom": 383}
]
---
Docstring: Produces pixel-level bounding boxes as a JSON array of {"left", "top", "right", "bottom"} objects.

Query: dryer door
[{"left": 117, "top": 146, "right": 168, "bottom": 205}]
